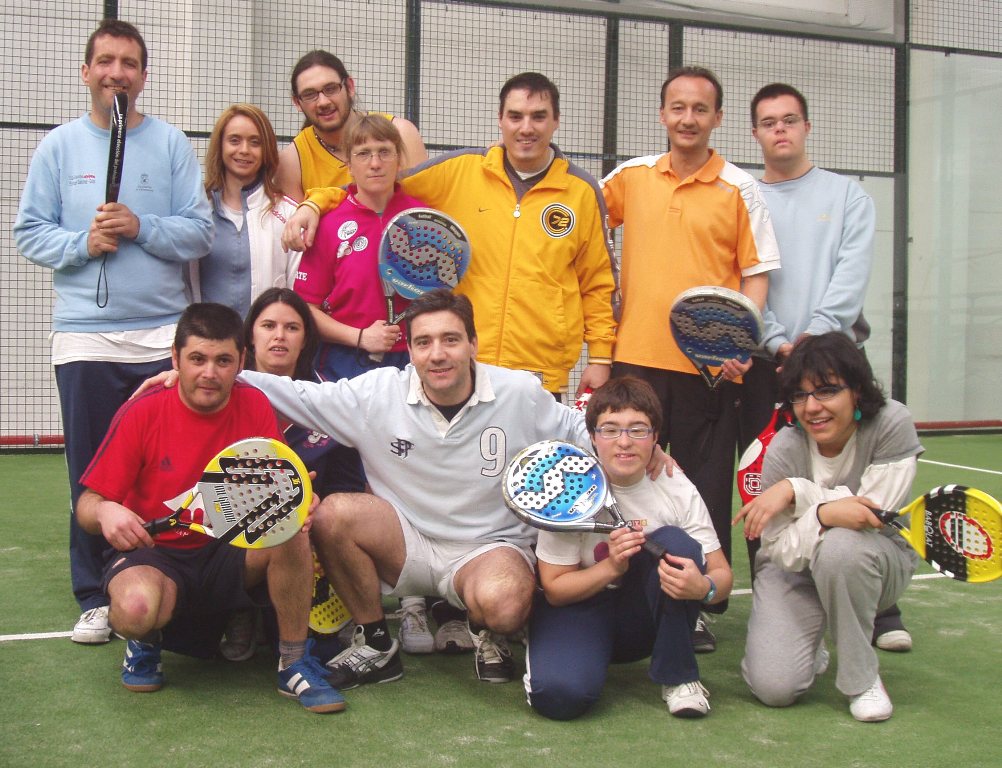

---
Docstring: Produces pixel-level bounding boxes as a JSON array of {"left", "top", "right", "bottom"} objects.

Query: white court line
[
  {"left": 919, "top": 458, "right": 1002, "bottom": 476},
  {"left": 0, "top": 572, "right": 948, "bottom": 643},
  {"left": 1, "top": 630, "right": 73, "bottom": 642}
]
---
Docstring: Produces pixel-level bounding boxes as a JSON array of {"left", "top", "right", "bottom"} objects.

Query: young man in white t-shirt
[{"left": 524, "top": 376, "right": 733, "bottom": 719}]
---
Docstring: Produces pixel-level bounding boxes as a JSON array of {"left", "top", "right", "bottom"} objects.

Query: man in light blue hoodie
[{"left": 13, "top": 19, "right": 212, "bottom": 644}]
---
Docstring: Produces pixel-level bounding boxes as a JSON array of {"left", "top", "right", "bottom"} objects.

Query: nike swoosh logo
[{"left": 478, "top": 207, "right": 489, "bottom": 212}]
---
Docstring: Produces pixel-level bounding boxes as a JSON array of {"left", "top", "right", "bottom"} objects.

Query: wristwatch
[{"left": 701, "top": 576, "right": 717, "bottom": 604}]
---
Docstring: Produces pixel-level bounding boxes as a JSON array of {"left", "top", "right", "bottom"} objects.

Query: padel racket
[
  {"left": 669, "top": 286, "right": 765, "bottom": 389},
  {"left": 310, "top": 553, "right": 352, "bottom": 634},
  {"left": 371, "top": 207, "right": 471, "bottom": 361},
  {"left": 106, "top": 93, "right": 127, "bottom": 202},
  {"left": 736, "top": 405, "right": 789, "bottom": 505},
  {"left": 97, "top": 92, "right": 128, "bottom": 308},
  {"left": 872, "top": 485, "right": 1002, "bottom": 583},
  {"left": 145, "top": 437, "right": 311, "bottom": 549},
  {"left": 502, "top": 440, "right": 665, "bottom": 559}
]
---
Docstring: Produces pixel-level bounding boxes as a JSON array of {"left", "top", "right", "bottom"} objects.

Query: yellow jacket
[{"left": 306, "top": 146, "right": 617, "bottom": 392}]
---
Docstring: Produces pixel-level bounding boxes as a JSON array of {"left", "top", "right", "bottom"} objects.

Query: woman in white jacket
[
  {"left": 735, "top": 333, "right": 922, "bottom": 723},
  {"left": 197, "top": 104, "right": 300, "bottom": 317}
]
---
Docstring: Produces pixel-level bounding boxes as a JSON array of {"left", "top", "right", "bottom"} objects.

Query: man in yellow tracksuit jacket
[{"left": 294, "top": 72, "right": 618, "bottom": 396}]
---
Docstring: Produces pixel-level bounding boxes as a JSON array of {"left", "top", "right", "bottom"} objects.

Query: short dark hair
[
  {"left": 751, "top": 82, "right": 809, "bottom": 127},
  {"left": 778, "top": 333, "right": 885, "bottom": 422},
  {"left": 660, "top": 66, "right": 723, "bottom": 111},
  {"left": 243, "top": 288, "right": 318, "bottom": 381},
  {"left": 174, "top": 303, "right": 245, "bottom": 354},
  {"left": 85, "top": 19, "right": 148, "bottom": 71},
  {"left": 585, "top": 376, "right": 663, "bottom": 437},
  {"left": 291, "top": 50, "right": 350, "bottom": 98},
  {"left": 499, "top": 72, "right": 560, "bottom": 118},
  {"left": 403, "top": 289, "right": 476, "bottom": 343}
]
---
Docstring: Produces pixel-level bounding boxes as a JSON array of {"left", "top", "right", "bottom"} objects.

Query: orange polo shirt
[{"left": 601, "top": 150, "right": 779, "bottom": 374}]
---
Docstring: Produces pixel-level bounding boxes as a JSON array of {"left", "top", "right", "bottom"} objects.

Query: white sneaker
[
  {"left": 399, "top": 603, "right": 434, "bottom": 655},
  {"left": 662, "top": 681, "right": 711, "bottom": 718},
  {"left": 849, "top": 675, "right": 893, "bottom": 722},
  {"left": 72, "top": 606, "right": 112, "bottom": 644},
  {"left": 434, "top": 619, "right": 475, "bottom": 654},
  {"left": 813, "top": 641, "right": 830, "bottom": 677},
  {"left": 874, "top": 629, "right": 912, "bottom": 652}
]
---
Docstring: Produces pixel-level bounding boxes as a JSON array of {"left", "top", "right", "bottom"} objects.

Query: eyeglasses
[
  {"left": 351, "top": 147, "right": 397, "bottom": 163},
  {"left": 594, "top": 425, "right": 654, "bottom": 440},
  {"left": 789, "top": 385, "right": 847, "bottom": 405},
  {"left": 756, "top": 115, "right": 804, "bottom": 131},
  {"left": 298, "top": 82, "right": 344, "bottom": 103}
]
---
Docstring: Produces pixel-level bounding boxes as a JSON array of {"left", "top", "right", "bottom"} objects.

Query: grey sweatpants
[{"left": 742, "top": 527, "right": 917, "bottom": 704}]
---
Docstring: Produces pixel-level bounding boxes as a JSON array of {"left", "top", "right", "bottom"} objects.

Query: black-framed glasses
[
  {"left": 789, "top": 385, "right": 847, "bottom": 405},
  {"left": 594, "top": 425, "right": 654, "bottom": 440},
  {"left": 298, "top": 82, "right": 344, "bottom": 103},
  {"left": 756, "top": 115, "right": 803, "bottom": 131}
]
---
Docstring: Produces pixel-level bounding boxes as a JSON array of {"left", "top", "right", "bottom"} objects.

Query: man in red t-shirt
[{"left": 76, "top": 302, "right": 343, "bottom": 713}]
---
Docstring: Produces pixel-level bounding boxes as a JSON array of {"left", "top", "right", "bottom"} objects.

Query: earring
[{"left": 853, "top": 407, "right": 862, "bottom": 422}]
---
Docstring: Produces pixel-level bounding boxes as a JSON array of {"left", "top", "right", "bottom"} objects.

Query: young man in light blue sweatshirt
[
  {"left": 740, "top": 83, "right": 906, "bottom": 651},
  {"left": 13, "top": 19, "right": 212, "bottom": 644}
]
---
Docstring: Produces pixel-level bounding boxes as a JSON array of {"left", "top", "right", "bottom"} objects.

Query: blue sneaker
[
  {"left": 278, "top": 641, "right": 347, "bottom": 713},
  {"left": 122, "top": 639, "right": 163, "bottom": 692}
]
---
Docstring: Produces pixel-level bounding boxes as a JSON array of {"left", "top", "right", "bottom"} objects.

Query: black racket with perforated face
[{"left": 670, "top": 286, "right": 764, "bottom": 389}]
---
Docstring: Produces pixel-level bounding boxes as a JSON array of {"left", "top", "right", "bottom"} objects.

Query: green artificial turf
[{"left": 1, "top": 439, "right": 1000, "bottom": 767}]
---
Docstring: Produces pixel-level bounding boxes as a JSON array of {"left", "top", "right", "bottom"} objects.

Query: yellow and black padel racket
[
  {"left": 145, "top": 438, "right": 311, "bottom": 549},
  {"left": 875, "top": 485, "right": 1002, "bottom": 583},
  {"left": 309, "top": 553, "right": 352, "bottom": 634}
]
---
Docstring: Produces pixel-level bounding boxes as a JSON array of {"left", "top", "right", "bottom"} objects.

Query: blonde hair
[{"left": 343, "top": 113, "right": 406, "bottom": 165}]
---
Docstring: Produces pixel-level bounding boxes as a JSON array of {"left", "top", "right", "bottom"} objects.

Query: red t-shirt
[{"left": 81, "top": 382, "right": 282, "bottom": 549}]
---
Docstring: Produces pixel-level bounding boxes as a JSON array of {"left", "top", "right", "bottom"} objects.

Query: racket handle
[
  {"left": 571, "top": 387, "right": 593, "bottom": 411},
  {"left": 143, "top": 515, "right": 177, "bottom": 535},
  {"left": 873, "top": 509, "right": 897, "bottom": 524},
  {"left": 642, "top": 539, "right": 667, "bottom": 560}
]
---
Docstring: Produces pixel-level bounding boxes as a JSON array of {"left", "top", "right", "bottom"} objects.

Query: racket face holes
[{"left": 506, "top": 442, "right": 605, "bottom": 523}]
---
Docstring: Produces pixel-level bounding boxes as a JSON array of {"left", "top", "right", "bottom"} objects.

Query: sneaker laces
[
  {"left": 401, "top": 606, "right": 431, "bottom": 637},
  {"left": 79, "top": 607, "right": 107, "bottom": 625},
  {"left": 854, "top": 679, "right": 885, "bottom": 704},
  {"left": 664, "top": 680, "right": 710, "bottom": 701},
  {"left": 475, "top": 631, "right": 509, "bottom": 664}
]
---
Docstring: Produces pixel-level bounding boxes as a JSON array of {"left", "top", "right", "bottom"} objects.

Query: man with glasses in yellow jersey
[{"left": 276, "top": 50, "right": 427, "bottom": 202}]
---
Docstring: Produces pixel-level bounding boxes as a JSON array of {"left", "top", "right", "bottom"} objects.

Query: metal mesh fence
[{"left": 0, "top": 0, "right": 960, "bottom": 444}]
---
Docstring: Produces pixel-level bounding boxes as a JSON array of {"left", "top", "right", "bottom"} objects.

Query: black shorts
[{"left": 104, "top": 541, "right": 268, "bottom": 658}]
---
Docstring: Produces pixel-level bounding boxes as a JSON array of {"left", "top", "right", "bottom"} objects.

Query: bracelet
[
  {"left": 816, "top": 504, "right": 830, "bottom": 530},
  {"left": 297, "top": 199, "right": 321, "bottom": 216},
  {"left": 701, "top": 575, "right": 717, "bottom": 604},
  {"left": 356, "top": 327, "right": 365, "bottom": 349}
]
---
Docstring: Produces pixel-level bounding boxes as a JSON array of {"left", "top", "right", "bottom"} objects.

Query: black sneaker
[
  {"left": 324, "top": 625, "right": 403, "bottom": 689},
  {"left": 692, "top": 612, "right": 717, "bottom": 653},
  {"left": 470, "top": 627, "right": 514, "bottom": 683}
]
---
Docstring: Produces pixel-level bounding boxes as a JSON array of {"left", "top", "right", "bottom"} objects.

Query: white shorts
[{"left": 383, "top": 509, "right": 535, "bottom": 609}]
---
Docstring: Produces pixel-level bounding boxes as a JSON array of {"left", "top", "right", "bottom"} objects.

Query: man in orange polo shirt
[{"left": 600, "top": 66, "right": 780, "bottom": 650}]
